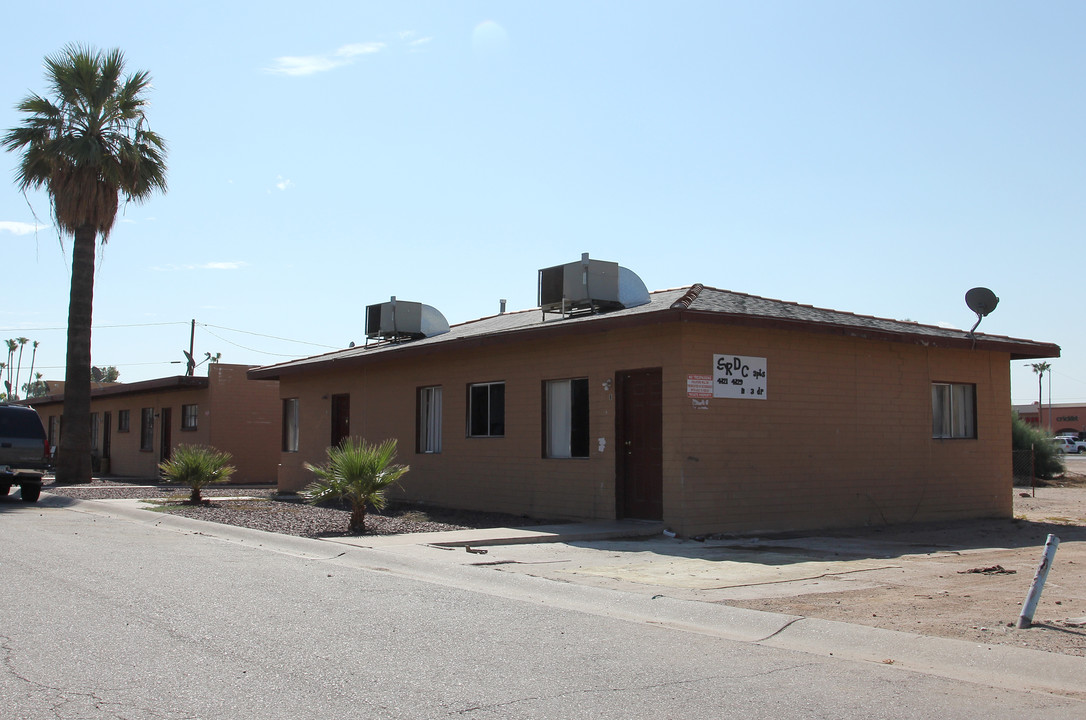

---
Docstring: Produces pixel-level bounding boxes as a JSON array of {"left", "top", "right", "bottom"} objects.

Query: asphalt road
[{"left": 1, "top": 497, "right": 1083, "bottom": 719}]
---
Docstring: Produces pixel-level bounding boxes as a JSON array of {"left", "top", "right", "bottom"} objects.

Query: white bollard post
[{"left": 1017, "top": 534, "right": 1060, "bottom": 629}]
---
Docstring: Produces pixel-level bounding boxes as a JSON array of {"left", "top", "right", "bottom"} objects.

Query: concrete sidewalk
[{"left": 41, "top": 493, "right": 1086, "bottom": 701}]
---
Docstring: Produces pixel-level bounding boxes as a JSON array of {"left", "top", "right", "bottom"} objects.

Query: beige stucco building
[{"left": 250, "top": 284, "right": 1058, "bottom": 537}]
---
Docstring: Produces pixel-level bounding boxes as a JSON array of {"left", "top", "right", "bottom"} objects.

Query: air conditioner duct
[
  {"left": 365, "top": 297, "right": 450, "bottom": 342},
  {"left": 538, "top": 253, "right": 650, "bottom": 318}
]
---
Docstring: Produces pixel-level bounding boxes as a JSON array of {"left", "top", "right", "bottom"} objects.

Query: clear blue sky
[{"left": 0, "top": 1, "right": 1081, "bottom": 405}]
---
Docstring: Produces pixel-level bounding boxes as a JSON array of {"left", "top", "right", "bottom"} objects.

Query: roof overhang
[{"left": 24, "top": 375, "right": 210, "bottom": 407}]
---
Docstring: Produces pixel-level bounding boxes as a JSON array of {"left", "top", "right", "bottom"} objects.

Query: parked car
[
  {"left": 1051, "top": 436, "right": 1077, "bottom": 454},
  {"left": 1057, "top": 435, "right": 1086, "bottom": 454},
  {"left": 0, "top": 405, "right": 51, "bottom": 502}
]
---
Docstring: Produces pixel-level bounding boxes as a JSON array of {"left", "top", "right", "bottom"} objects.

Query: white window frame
[
  {"left": 418, "top": 386, "right": 443, "bottom": 454},
  {"left": 932, "top": 382, "right": 976, "bottom": 439}
]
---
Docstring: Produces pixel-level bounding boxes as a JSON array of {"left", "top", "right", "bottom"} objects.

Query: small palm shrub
[
  {"left": 305, "top": 438, "right": 409, "bottom": 535},
  {"left": 159, "top": 444, "right": 236, "bottom": 503}
]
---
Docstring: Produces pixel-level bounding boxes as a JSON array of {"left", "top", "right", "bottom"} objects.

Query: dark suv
[{"left": 0, "top": 405, "right": 51, "bottom": 502}]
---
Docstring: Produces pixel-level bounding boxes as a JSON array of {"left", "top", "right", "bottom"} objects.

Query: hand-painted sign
[{"left": 713, "top": 354, "right": 767, "bottom": 399}]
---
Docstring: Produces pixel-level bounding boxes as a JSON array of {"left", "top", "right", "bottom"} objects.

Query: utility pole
[{"left": 186, "top": 319, "right": 196, "bottom": 376}]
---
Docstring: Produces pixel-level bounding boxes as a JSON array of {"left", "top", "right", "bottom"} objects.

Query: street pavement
[{"left": 4, "top": 492, "right": 1082, "bottom": 715}]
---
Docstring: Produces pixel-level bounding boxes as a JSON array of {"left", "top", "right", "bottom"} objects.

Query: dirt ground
[{"left": 719, "top": 478, "right": 1086, "bottom": 657}]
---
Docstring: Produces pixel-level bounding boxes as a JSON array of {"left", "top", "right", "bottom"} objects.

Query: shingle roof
[{"left": 248, "top": 285, "right": 1059, "bottom": 379}]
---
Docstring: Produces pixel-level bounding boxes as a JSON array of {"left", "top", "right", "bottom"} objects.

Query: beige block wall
[
  {"left": 205, "top": 365, "right": 281, "bottom": 484},
  {"left": 277, "top": 318, "right": 1014, "bottom": 535},
  {"left": 671, "top": 322, "right": 1012, "bottom": 536},
  {"left": 278, "top": 323, "right": 682, "bottom": 520}
]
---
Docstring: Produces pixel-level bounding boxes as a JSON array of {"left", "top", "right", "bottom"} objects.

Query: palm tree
[
  {"left": 305, "top": 438, "right": 410, "bottom": 535},
  {"left": 4, "top": 339, "right": 16, "bottom": 398},
  {"left": 25, "top": 341, "right": 39, "bottom": 397},
  {"left": 159, "top": 444, "right": 236, "bottom": 504},
  {"left": 13, "top": 337, "right": 29, "bottom": 400},
  {"left": 1031, "top": 362, "right": 1052, "bottom": 432},
  {"left": 23, "top": 372, "right": 45, "bottom": 398},
  {"left": 2, "top": 45, "right": 167, "bottom": 483}
]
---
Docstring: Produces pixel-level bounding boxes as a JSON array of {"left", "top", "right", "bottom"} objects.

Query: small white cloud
[
  {"left": 409, "top": 37, "right": 433, "bottom": 50},
  {"left": 275, "top": 176, "right": 293, "bottom": 191},
  {"left": 0, "top": 221, "right": 48, "bottom": 235},
  {"left": 336, "top": 42, "right": 384, "bottom": 58},
  {"left": 266, "top": 42, "right": 386, "bottom": 76},
  {"left": 152, "top": 261, "right": 248, "bottom": 272}
]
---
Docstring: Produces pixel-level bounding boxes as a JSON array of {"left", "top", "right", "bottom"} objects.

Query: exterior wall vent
[
  {"left": 538, "top": 253, "right": 650, "bottom": 319},
  {"left": 365, "top": 297, "right": 450, "bottom": 343}
]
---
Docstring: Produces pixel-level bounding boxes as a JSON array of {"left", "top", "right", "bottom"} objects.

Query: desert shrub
[{"left": 1012, "top": 411, "right": 1064, "bottom": 480}]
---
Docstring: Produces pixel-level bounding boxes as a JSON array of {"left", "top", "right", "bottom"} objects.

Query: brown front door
[
  {"left": 159, "top": 407, "right": 172, "bottom": 463},
  {"left": 331, "top": 394, "right": 350, "bottom": 448},
  {"left": 615, "top": 368, "right": 663, "bottom": 520},
  {"left": 102, "top": 411, "right": 111, "bottom": 460}
]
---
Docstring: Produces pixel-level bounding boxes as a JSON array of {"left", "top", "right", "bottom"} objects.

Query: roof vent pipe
[{"left": 500, "top": 299, "right": 507, "bottom": 314}]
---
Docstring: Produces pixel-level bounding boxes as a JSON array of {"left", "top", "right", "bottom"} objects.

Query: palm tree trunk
[
  {"left": 25, "top": 344, "right": 37, "bottom": 397},
  {"left": 55, "top": 225, "right": 96, "bottom": 484},
  {"left": 348, "top": 504, "right": 367, "bottom": 535}
]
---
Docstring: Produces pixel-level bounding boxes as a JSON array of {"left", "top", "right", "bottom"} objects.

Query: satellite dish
[
  {"left": 965, "top": 287, "right": 999, "bottom": 348},
  {"left": 965, "top": 287, "right": 999, "bottom": 317}
]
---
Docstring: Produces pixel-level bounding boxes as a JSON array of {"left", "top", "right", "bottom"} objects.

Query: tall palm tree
[
  {"left": 13, "top": 337, "right": 29, "bottom": 400},
  {"left": 2, "top": 45, "right": 167, "bottom": 482},
  {"left": 1031, "top": 362, "right": 1052, "bottom": 431},
  {"left": 4, "top": 339, "right": 16, "bottom": 397},
  {"left": 25, "top": 341, "right": 39, "bottom": 398}
]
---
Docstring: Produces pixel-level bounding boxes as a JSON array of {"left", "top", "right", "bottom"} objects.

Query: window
[
  {"left": 468, "top": 382, "right": 505, "bottom": 437},
  {"left": 140, "top": 408, "right": 154, "bottom": 451},
  {"left": 118, "top": 409, "right": 130, "bottom": 433},
  {"left": 545, "top": 378, "right": 590, "bottom": 458},
  {"left": 181, "top": 404, "right": 198, "bottom": 431},
  {"left": 282, "top": 398, "right": 299, "bottom": 452},
  {"left": 932, "top": 383, "right": 976, "bottom": 439},
  {"left": 418, "top": 386, "right": 443, "bottom": 453}
]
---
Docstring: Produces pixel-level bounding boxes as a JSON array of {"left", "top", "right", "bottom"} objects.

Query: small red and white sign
[{"left": 687, "top": 374, "right": 713, "bottom": 398}]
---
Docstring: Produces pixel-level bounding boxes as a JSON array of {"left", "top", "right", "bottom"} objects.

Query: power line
[
  {"left": 0, "top": 319, "right": 337, "bottom": 351},
  {"left": 0, "top": 321, "right": 189, "bottom": 332},
  {"left": 200, "top": 326, "right": 318, "bottom": 358},
  {"left": 199, "top": 323, "right": 338, "bottom": 349}
]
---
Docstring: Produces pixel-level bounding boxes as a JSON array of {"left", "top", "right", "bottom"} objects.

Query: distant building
[
  {"left": 250, "top": 262, "right": 1059, "bottom": 537},
  {"left": 1014, "top": 402, "right": 1086, "bottom": 437},
  {"left": 29, "top": 364, "right": 279, "bottom": 483}
]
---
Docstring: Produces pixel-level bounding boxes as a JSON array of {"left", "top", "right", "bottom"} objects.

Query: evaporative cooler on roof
[
  {"left": 538, "top": 253, "right": 650, "bottom": 319},
  {"left": 364, "top": 297, "right": 450, "bottom": 343}
]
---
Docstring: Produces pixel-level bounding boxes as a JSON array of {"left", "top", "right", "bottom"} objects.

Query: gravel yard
[{"left": 41, "top": 478, "right": 554, "bottom": 538}]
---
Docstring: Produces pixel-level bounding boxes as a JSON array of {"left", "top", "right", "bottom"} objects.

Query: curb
[{"left": 38, "top": 492, "right": 1086, "bottom": 700}]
